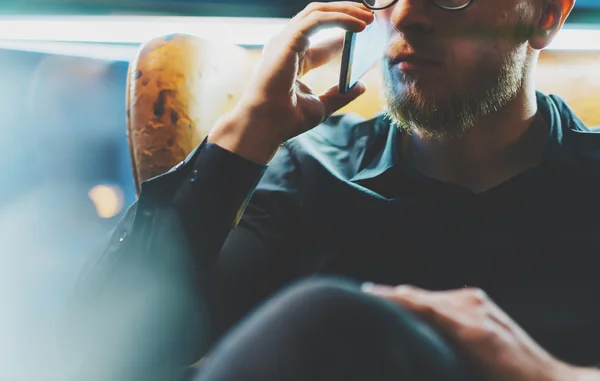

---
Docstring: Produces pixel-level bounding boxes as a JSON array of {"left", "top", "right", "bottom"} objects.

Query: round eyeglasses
[{"left": 362, "top": 0, "right": 474, "bottom": 11}]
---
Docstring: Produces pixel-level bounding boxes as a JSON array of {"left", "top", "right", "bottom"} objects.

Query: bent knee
[
  {"left": 283, "top": 275, "right": 360, "bottom": 298},
  {"left": 264, "top": 276, "right": 407, "bottom": 327},
  {"left": 276, "top": 276, "right": 363, "bottom": 310}
]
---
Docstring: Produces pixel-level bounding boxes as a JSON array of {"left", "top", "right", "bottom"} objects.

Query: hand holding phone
[
  {"left": 339, "top": 12, "right": 390, "bottom": 94},
  {"left": 207, "top": 2, "right": 373, "bottom": 164}
]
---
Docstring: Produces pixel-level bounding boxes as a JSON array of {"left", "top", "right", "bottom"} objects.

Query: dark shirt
[{"left": 65, "top": 91, "right": 600, "bottom": 380}]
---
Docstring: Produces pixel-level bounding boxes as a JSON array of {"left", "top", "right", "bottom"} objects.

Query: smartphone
[{"left": 339, "top": 13, "right": 390, "bottom": 94}]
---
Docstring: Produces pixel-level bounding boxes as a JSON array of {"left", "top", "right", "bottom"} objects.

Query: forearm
[
  {"left": 207, "top": 105, "right": 284, "bottom": 165},
  {"left": 169, "top": 136, "right": 267, "bottom": 268}
]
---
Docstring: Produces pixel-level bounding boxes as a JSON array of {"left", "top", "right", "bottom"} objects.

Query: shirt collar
[
  {"left": 537, "top": 91, "right": 600, "bottom": 169},
  {"left": 350, "top": 91, "right": 600, "bottom": 189},
  {"left": 349, "top": 115, "right": 398, "bottom": 184}
]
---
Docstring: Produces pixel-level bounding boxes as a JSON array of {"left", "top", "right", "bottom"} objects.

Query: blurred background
[{"left": 0, "top": 1, "right": 599, "bottom": 380}]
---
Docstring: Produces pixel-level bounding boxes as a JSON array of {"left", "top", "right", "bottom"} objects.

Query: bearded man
[{"left": 63, "top": 1, "right": 600, "bottom": 380}]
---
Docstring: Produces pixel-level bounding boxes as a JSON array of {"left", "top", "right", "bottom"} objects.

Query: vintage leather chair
[{"left": 126, "top": 33, "right": 600, "bottom": 193}]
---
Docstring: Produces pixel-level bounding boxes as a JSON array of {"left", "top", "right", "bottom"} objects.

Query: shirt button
[
  {"left": 190, "top": 169, "right": 199, "bottom": 183},
  {"left": 118, "top": 230, "right": 128, "bottom": 243}
]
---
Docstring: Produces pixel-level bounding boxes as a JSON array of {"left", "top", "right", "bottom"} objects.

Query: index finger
[
  {"left": 285, "top": 5, "right": 374, "bottom": 54},
  {"left": 294, "top": 2, "right": 372, "bottom": 21},
  {"left": 363, "top": 284, "right": 465, "bottom": 332}
]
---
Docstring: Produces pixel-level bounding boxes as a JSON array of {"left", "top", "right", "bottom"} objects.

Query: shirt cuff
[{"left": 170, "top": 140, "right": 267, "bottom": 251}]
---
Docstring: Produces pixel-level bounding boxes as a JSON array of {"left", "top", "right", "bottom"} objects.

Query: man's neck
[{"left": 400, "top": 89, "right": 550, "bottom": 193}]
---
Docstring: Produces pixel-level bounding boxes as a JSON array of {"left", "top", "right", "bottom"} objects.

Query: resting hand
[{"left": 362, "top": 283, "right": 594, "bottom": 381}]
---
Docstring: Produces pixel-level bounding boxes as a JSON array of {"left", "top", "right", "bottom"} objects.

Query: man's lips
[{"left": 388, "top": 54, "right": 442, "bottom": 69}]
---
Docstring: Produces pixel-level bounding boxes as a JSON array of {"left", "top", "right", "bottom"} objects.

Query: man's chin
[
  {"left": 389, "top": 81, "right": 446, "bottom": 108},
  {"left": 387, "top": 89, "right": 444, "bottom": 120},
  {"left": 384, "top": 91, "right": 474, "bottom": 139}
]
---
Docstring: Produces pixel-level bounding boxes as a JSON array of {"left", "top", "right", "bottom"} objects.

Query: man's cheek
[{"left": 446, "top": 43, "right": 492, "bottom": 78}]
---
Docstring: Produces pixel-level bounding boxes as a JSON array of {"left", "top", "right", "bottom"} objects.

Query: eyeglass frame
[{"left": 362, "top": 0, "right": 474, "bottom": 12}]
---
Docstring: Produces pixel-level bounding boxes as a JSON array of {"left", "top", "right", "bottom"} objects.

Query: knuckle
[
  {"left": 395, "top": 284, "right": 418, "bottom": 292},
  {"left": 307, "top": 10, "right": 325, "bottom": 23},
  {"left": 465, "top": 288, "right": 489, "bottom": 306},
  {"left": 394, "top": 284, "right": 418, "bottom": 294},
  {"left": 293, "top": 2, "right": 320, "bottom": 20},
  {"left": 393, "top": 285, "right": 425, "bottom": 300},
  {"left": 305, "top": 2, "right": 324, "bottom": 13}
]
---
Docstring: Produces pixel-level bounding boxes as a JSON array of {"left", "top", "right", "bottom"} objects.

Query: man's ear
[{"left": 529, "top": 0, "right": 575, "bottom": 50}]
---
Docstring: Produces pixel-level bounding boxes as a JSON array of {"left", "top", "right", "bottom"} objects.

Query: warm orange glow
[{"left": 88, "top": 185, "right": 124, "bottom": 219}]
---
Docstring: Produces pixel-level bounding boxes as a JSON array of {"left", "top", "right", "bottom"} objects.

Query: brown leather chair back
[{"left": 126, "top": 34, "right": 253, "bottom": 194}]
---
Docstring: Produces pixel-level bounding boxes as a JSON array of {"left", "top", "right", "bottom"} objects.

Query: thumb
[{"left": 319, "top": 81, "right": 367, "bottom": 117}]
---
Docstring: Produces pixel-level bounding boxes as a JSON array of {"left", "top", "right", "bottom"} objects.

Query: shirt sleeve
[{"left": 59, "top": 138, "right": 305, "bottom": 381}]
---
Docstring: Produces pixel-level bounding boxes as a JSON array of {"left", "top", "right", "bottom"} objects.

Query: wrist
[
  {"left": 208, "top": 105, "right": 283, "bottom": 165},
  {"left": 548, "top": 362, "right": 600, "bottom": 381},
  {"left": 572, "top": 366, "right": 600, "bottom": 381}
]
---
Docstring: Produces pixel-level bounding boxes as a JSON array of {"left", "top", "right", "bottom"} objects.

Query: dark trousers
[{"left": 190, "top": 276, "right": 480, "bottom": 381}]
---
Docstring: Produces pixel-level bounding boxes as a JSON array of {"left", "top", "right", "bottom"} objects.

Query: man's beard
[{"left": 382, "top": 47, "right": 528, "bottom": 139}]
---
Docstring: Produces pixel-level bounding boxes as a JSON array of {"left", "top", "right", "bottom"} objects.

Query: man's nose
[{"left": 387, "top": 0, "right": 434, "bottom": 35}]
